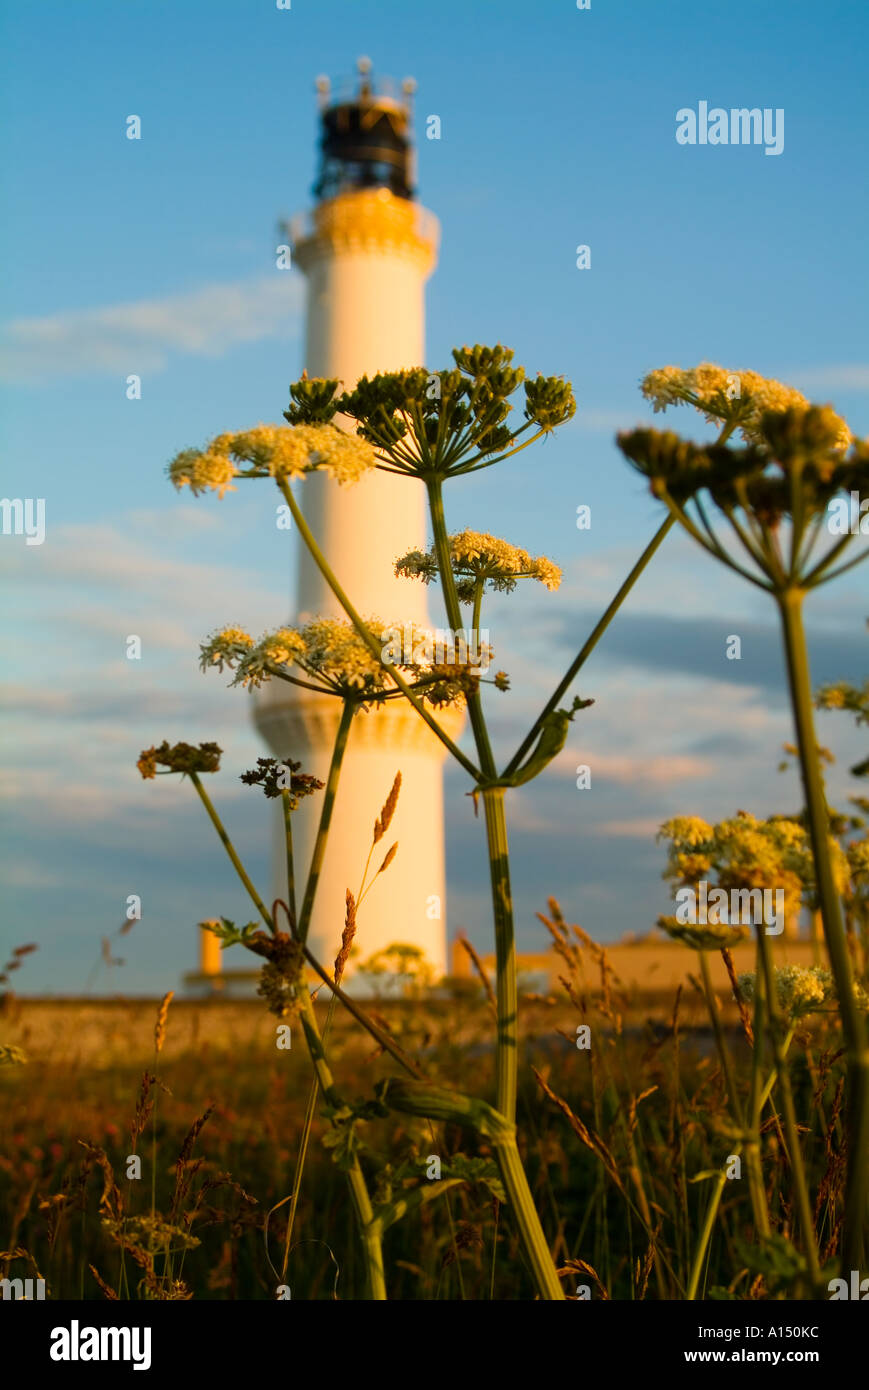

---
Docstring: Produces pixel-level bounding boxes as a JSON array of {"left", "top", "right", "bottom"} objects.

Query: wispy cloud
[
  {"left": 551, "top": 749, "right": 715, "bottom": 784},
  {"left": 594, "top": 817, "right": 664, "bottom": 838},
  {"left": 785, "top": 365, "right": 869, "bottom": 394},
  {"left": 567, "top": 408, "right": 638, "bottom": 434},
  {"left": 0, "top": 275, "right": 303, "bottom": 381},
  {"left": 784, "top": 366, "right": 867, "bottom": 394}
]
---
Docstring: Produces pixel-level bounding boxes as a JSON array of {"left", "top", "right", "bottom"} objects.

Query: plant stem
[
  {"left": 296, "top": 699, "right": 354, "bottom": 943},
  {"left": 282, "top": 791, "right": 297, "bottom": 926},
  {"left": 189, "top": 772, "right": 275, "bottom": 929},
  {"left": 427, "top": 476, "right": 496, "bottom": 778},
  {"left": 686, "top": 1054, "right": 788, "bottom": 1300},
  {"left": 276, "top": 477, "right": 479, "bottom": 779},
  {"left": 187, "top": 771, "right": 385, "bottom": 1297},
  {"left": 296, "top": 990, "right": 386, "bottom": 1299},
  {"left": 383, "top": 1077, "right": 563, "bottom": 1299},
  {"left": 482, "top": 788, "right": 518, "bottom": 1123},
  {"left": 745, "top": 949, "right": 772, "bottom": 1242},
  {"left": 281, "top": 1077, "right": 318, "bottom": 1283},
  {"left": 698, "top": 950, "right": 743, "bottom": 1125},
  {"left": 777, "top": 588, "right": 869, "bottom": 1272},
  {"left": 471, "top": 576, "right": 484, "bottom": 646},
  {"left": 279, "top": 797, "right": 315, "bottom": 1283},
  {"left": 495, "top": 1139, "right": 564, "bottom": 1299},
  {"left": 299, "top": 940, "right": 427, "bottom": 1079},
  {"left": 478, "top": 791, "right": 566, "bottom": 1295},
  {"left": 425, "top": 483, "right": 561, "bottom": 1289},
  {"left": 756, "top": 922, "right": 822, "bottom": 1286},
  {"left": 504, "top": 515, "right": 675, "bottom": 777}
]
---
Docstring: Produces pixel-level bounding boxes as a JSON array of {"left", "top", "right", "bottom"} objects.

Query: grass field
[{"left": 0, "top": 940, "right": 849, "bottom": 1300}]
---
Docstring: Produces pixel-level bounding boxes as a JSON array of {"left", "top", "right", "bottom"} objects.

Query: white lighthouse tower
[{"left": 253, "top": 60, "right": 462, "bottom": 983}]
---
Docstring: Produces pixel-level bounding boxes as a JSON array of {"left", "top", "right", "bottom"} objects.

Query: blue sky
[{"left": 1, "top": 0, "right": 867, "bottom": 993}]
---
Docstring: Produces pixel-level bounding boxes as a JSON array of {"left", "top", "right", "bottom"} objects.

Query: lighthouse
[{"left": 253, "top": 60, "right": 462, "bottom": 984}]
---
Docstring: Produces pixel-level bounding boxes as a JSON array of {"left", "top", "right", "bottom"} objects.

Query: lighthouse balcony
[{"left": 287, "top": 192, "right": 439, "bottom": 267}]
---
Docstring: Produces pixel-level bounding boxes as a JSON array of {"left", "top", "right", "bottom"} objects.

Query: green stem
[
  {"left": 299, "top": 940, "right": 427, "bottom": 1080},
  {"left": 755, "top": 920, "right": 822, "bottom": 1287},
  {"left": 777, "top": 589, "right": 869, "bottom": 1273},
  {"left": 383, "top": 1077, "right": 563, "bottom": 1299},
  {"left": 281, "top": 1077, "right": 318, "bottom": 1283},
  {"left": 489, "top": 1200, "right": 500, "bottom": 1299},
  {"left": 813, "top": 548, "right": 869, "bottom": 588},
  {"left": 279, "top": 803, "right": 316, "bottom": 1284},
  {"left": 745, "top": 949, "right": 772, "bottom": 1241},
  {"left": 686, "top": 1051, "right": 788, "bottom": 1300},
  {"left": 698, "top": 950, "right": 743, "bottom": 1125},
  {"left": 276, "top": 477, "right": 479, "bottom": 780},
  {"left": 471, "top": 576, "right": 484, "bottom": 644},
  {"left": 296, "top": 990, "right": 386, "bottom": 1299},
  {"left": 150, "top": 1054, "right": 158, "bottom": 1225},
  {"left": 495, "top": 1139, "right": 564, "bottom": 1299},
  {"left": 427, "top": 476, "right": 497, "bottom": 778},
  {"left": 297, "top": 700, "right": 354, "bottom": 943},
  {"left": 189, "top": 772, "right": 275, "bottom": 930},
  {"left": 802, "top": 531, "right": 855, "bottom": 588},
  {"left": 481, "top": 788, "right": 518, "bottom": 1123},
  {"left": 282, "top": 791, "right": 297, "bottom": 927},
  {"left": 187, "top": 770, "right": 384, "bottom": 1297},
  {"left": 504, "top": 515, "right": 675, "bottom": 777}
]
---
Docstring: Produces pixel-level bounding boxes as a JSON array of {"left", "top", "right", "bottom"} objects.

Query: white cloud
[
  {"left": 786, "top": 365, "right": 869, "bottom": 393},
  {"left": 3, "top": 515, "right": 279, "bottom": 608},
  {"left": 0, "top": 512, "right": 290, "bottom": 841},
  {"left": 567, "top": 408, "right": 638, "bottom": 433},
  {"left": 0, "top": 275, "right": 304, "bottom": 381},
  {"left": 0, "top": 766, "right": 252, "bottom": 829},
  {"left": 594, "top": 817, "right": 663, "bottom": 838},
  {"left": 552, "top": 748, "right": 715, "bottom": 784}
]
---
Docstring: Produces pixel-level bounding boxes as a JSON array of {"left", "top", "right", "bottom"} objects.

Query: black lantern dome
[{"left": 312, "top": 58, "right": 416, "bottom": 202}]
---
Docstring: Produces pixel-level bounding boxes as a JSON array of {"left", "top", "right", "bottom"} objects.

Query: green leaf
[
  {"left": 201, "top": 917, "right": 260, "bottom": 950},
  {"left": 443, "top": 1154, "right": 506, "bottom": 1203},
  {"left": 732, "top": 1234, "right": 808, "bottom": 1294},
  {"left": 511, "top": 696, "right": 594, "bottom": 788}
]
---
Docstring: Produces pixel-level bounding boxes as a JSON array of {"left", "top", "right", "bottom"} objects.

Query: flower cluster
[
  {"left": 657, "top": 816, "right": 715, "bottom": 883},
  {"left": 232, "top": 617, "right": 409, "bottom": 696},
  {"left": 713, "top": 813, "right": 807, "bottom": 908},
  {"left": 656, "top": 915, "right": 747, "bottom": 951},
  {"left": 617, "top": 429, "right": 715, "bottom": 504},
  {"left": 167, "top": 439, "right": 239, "bottom": 499},
  {"left": 736, "top": 964, "right": 837, "bottom": 1019},
  {"left": 816, "top": 675, "right": 869, "bottom": 781},
  {"left": 283, "top": 376, "right": 341, "bottom": 425},
  {"left": 621, "top": 360, "right": 867, "bottom": 557},
  {"left": 396, "top": 530, "right": 561, "bottom": 601},
  {"left": 641, "top": 363, "right": 851, "bottom": 451},
  {"left": 816, "top": 679, "right": 869, "bottom": 726},
  {"left": 657, "top": 809, "right": 848, "bottom": 922},
  {"left": 168, "top": 423, "right": 377, "bottom": 497},
  {"left": 202, "top": 616, "right": 474, "bottom": 709},
  {"left": 239, "top": 757, "right": 324, "bottom": 805},
  {"left": 523, "top": 372, "right": 577, "bottom": 433},
  {"left": 199, "top": 627, "right": 255, "bottom": 673},
  {"left": 332, "top": 345, "right": 575, "bottom": 477},
  {"left": 848, "top": 836, "right": 869, "bottom": 876},
  {"left": 245, "top": 933, "right": 306, "bottom": 1019},
  {"left": 167, "top": 348, "right": 575, "bottom": 496},
  {"left": 419, "top": 662, "right": 482, "bottom": 706},
  {"left": 137, "top": 741, "right": 222, "bottom": 779}
]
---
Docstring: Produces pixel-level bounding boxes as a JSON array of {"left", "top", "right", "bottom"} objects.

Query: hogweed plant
[
  {"left": 138, "top": 346, "right": 867, "bottom": 1299},
  {"left": 619, "top": 364, "right": 869, "bottom": 1277},
  {"left": 144, "top": 344, "right": 690, "bottom": 1301}
]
